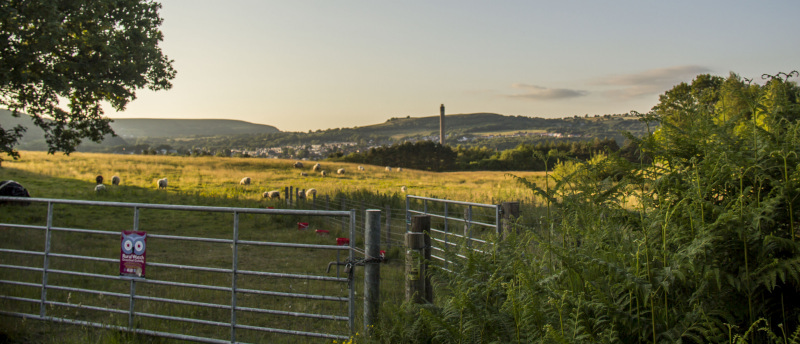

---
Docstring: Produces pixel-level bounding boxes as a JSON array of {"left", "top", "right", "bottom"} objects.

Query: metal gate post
[
  {"left": 364, "top": 209, "right": 381, "bottom": 334},
  {"left": 40, "top": 201, "right": 54, "bottom": 317},
  {"left": 405, "top": 195, "right": 410, "bottom": 234},
  {"left": 231, "top": 212, "right": 240, "bottom": 343},
  {"left": 129, "top": 207, "right": 140, "bottom": 329},
  {"left": 348, "top": 209, "right": 356, "bottom": 335}
]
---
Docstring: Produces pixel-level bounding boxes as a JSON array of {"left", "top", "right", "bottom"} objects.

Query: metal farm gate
[
  {"left": 0, "top": 196, "right": 359, "bottom": 343},
  {"left": 405, "top": 195, "right": 501, "bottom": 268}
]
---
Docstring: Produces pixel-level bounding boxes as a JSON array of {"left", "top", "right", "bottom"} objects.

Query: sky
[{"left": 108, "top": 0, "right": 800, "bottom": 132}]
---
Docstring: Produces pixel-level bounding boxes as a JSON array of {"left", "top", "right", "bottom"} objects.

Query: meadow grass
[{"left": 0, "top": 151, "right": 545, "bottom": 343}]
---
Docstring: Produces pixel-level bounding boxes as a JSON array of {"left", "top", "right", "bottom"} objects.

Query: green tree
[{"left": 0, "top": 0, "right": 176, "bottom": 163}]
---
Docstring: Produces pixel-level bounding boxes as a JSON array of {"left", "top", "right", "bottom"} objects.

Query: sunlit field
[{"left": 2, "top": 151, "right": 544, "bottom": 204}]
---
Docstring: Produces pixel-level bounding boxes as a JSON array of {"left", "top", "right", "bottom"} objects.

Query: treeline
[{"left": 333, "top": 138, "right": 629, "bottom": 171}]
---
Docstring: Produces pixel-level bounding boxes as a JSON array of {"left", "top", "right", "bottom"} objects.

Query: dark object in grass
[{"left": 0, "top": 180, "right": 31, "bottom": 206}]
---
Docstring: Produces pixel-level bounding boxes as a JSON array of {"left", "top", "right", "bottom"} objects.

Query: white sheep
[
  {"left": 297, "top": 189, "right": 306, "bottom": 200},
  {"left": 401, "top": 186, "right": 407, "bottom": 193},
  {"left": 157, "top": 178, "right": 168, "bottom": 190},
  {"left": 300, "top": 172, "right": 308, "bottom": 177},
  {"left": 263, "top": 190, "right": 281, "bottom": 199},
  {"left": 336, "top": 168, "right": 346, "bottom": 175},
  {"left": 358, "top": 166, "right": 365, "bottom": 171},
  {"left": 294, "top": 161, "right": 304, "bottom": 168},
  {"left": 385, "top": 166, "right": 392, "bottom": 172},
  {"left": 240, "top": 177, "right": 251, "bottom": 185},
  {"left": 397, "top": 167, "right": 403, "bottom": 172},
  {"left": 306, "top": 188, "right": 317, "bottom": 198},
  {"left": 312, "top": 163, "right": 322, "bottom": 172},
  {"left": 111, "top": 175, "right": 120, "bottom": 186},
  {"left": 95, "top": 184, "right": 106, "bottom": 193},
  {"left": 320, "top": 170, "right": 327, "bottom": 177}
]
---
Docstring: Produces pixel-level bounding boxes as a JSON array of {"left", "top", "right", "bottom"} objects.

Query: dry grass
[{"left": 3, "top": 151, "right": 545, "bottom": 204}]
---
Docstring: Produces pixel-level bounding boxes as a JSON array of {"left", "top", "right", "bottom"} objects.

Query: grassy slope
[{"left": 3, "top": 151, "right": 543, "bottom": 204}]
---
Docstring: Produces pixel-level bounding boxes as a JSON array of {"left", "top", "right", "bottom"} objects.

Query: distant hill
[
  {"left": 2, "top": 109, "right": 655, "bottom": 155},
  {"left": 110, "top": 118, "right": 279, "bottom": 138},
  {"left": 347, "top": 112, "right": 652, "bottom": 143},
  {"left": 1, "top": 109, "right": 281, "bottom": 151}
]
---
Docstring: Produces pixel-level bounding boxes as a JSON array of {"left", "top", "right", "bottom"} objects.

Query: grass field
[{"left": 0, "top": 151, "right": 545, "bottom": 343}]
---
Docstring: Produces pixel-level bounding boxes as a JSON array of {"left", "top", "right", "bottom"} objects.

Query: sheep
[
  {"left": 300, "top": 172, "right": 308, "bottom": 177},
  {"left": 111, "top": 175, "right": 120, "bottom": 186},
  {"left": 312, "top": 163, "right": 322, "bottom": 172},
  {"left": 157, "top": 178, "right": 168, "bottom": 190},
  {"left": 297, "top": 189, "right": 306, "bottom": 200},
  {"left": 385, "top": 166, "right": 392, "bottom": 172},
  {"left": 401, "top": 186, "right": 407, "bottom": 193},
  {"left": 240, "top": 177, "right": 251, "bottom": 185},
  {"left": 294, "top": 161, "right": 304, "bottom": 168},
  {"left": 358, "top": 166, "right": 365, "bottom": 171},
  {"left": 95, "top": 175, "right": 103, "bottom": 184},
  {"left": 263, "top": 190, "right": 281, "bottom": 199},
  {"left": 320, "top": 171, "right": 327, "bottom": 177},
  {"left": 336, "top": 168, "right": 346, "bottom": 175},
  {"left": 95, "top": 184, "right": 106, "bottom": 193},
  {"left": 306, "top": 188, "right": 317, "bottom": 198},
  {"left": 397, "top": 167, "right": 403, "bottom": 172}
]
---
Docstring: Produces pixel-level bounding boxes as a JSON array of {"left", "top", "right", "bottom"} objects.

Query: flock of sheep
[
  {"left": 93, "top": 161, "right": 408, "bottom": 196},
  {"left": 94, "top": 174, "right": 167, "bottom": 193}
]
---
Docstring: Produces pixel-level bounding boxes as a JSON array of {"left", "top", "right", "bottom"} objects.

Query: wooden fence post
[
  {"left": 283, "top": 186, "right": 289, "bottom": 204},
  {"left": 501, "top": 201, "right": 520, "bottom": 239},
  {"left": 406, "top": 215, "right": 432, "bottom": 304},
  {"left": 364, "top": 209, "right": 381, "bottom": 334}
]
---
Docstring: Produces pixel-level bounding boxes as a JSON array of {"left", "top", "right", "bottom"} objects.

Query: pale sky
[{"left": 108, "top": 0, "right": 800, "bottom": 132}]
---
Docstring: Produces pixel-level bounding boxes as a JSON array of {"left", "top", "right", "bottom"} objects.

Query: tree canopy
[{"left": 0, "top": 0, "right": 176, "bottom": 163}]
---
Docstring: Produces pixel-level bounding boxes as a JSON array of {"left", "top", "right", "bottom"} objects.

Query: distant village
[{"left": 223, "top": 131, "right": 575, "bottom": 160}]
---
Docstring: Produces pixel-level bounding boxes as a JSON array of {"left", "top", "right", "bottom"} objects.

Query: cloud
[
  {"left": 593, "top": 65, "right": 713, "bottom": 100},
  {"left": 507, "top": 83, "right": 589, "bottom": 100}
]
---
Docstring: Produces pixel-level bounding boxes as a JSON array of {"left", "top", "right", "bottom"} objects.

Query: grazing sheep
[
  {"left": 297, "top": 189, "right": 306, "bottom": 200},
  {"left": 111, "top": 175, "right": 120, "bottom": 186},
  {"left": 300, "top": 172, "right": 308, "bottom": 177},
  {"left": 401, "top": 186, "right": 407, "bottom": 193},
  {"left": 95, "top": 184, "right": 106, "bottom": 193},
  {"left": 263, "top": 190, "right": 281, "bottom": 199},
  {"left": 306, "top": 188, "right": 317, "bottom": 198},
  {"left": 312, "top": 163, "right": 322, "bottom": 172},
  {"left": 320, "top": 171, "right": 327, "bottom": 177},
  {"left": 358, "top": 166, "right": 365, "bottom": 171},
  {"left": 157, "top": 178, "right": 168, "bottom": 190},
  {"left": 240, "top": 177, "right": 251, "bottom": 185},
  {"left": 336, "top": 168, "right": 345, "bottom": 175},
  {"left": 385, "top": 166, "right": 392, "bottom": 172},
  {"left": 95, "top": 175, "right": 103, "bottom": 184},
  {"left": 294, "top": 161, "right": 304, "bottom": 168},
  {"left": 397, "top": 167, "right": 403, "bottom": 172}
]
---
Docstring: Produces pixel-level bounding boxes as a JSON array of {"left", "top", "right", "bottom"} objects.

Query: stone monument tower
[{"left": 439, "top": 104, "right": 445, "bottom": 145}]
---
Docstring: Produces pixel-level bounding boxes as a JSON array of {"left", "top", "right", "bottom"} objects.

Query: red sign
[{"left": 120, "top": 231, "right": 147, "bottom": 278}]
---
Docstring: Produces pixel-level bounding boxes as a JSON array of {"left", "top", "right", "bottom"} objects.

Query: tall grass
[{"left": 369, "top": 72, "right": 800, "bottom": 343}]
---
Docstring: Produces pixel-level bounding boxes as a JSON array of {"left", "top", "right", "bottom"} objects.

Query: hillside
[
  {"left": 110, "top": 118, "right": 279, "bottom": 138},
  {"left": 1, "top": 109, "right": 280, "bottom": 151},
  {"left": 2, "top": 109, "right": 655, "bottom": 156}
]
